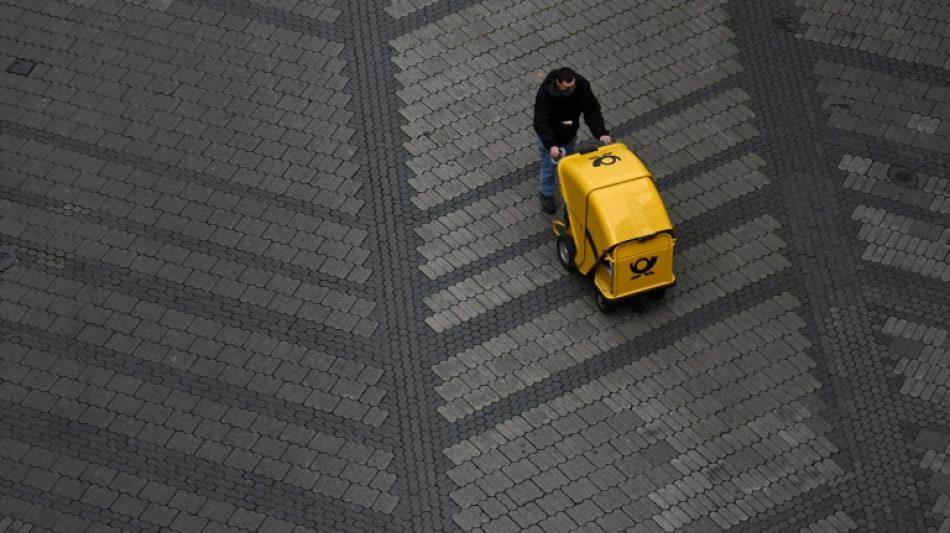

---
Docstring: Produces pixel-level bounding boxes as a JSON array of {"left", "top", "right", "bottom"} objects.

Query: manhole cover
[
  {"left": 0, "top": 246, "right": 16, "bottom": 271},
  {"left": 887, "top": 165, "right": 918, "bottom": 187},
  {"left": 772, "top": 17, "right": 799, "bottom": 33},
  {"left": 6, "top": 59, "right": 36, "bottom": 76}
]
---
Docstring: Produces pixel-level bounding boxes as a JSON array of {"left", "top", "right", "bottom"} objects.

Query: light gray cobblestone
[
  {"left": 2, "top": 0, "right": 948, "bottom": 530},
  {"left": 434, "top": 216, "right": 789, "bottom": 419},
  {"left": 445, "top": 293, "right": 841, "bottom": 532},
  {"left": 393, "top": 0, "right": 740, "bottom": 209},
  {"left": 797, "top": 0, "right": 950, "bottom": 70},
  {"left": 816, "top": 60, "right": 950, "bottom": 153},
  {"left": 853, "top": 205, "right": 950, "bottom": 281}
]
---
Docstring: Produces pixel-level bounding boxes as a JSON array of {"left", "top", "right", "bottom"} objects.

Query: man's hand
[
  {"left": 600, "top": 135, "right": 612, "bottom": 145},
  {"left": 550, "top": 146, "right": 561, "bottom": 159}
]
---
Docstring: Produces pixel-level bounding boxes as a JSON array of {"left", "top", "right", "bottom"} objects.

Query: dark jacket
[{"left": 533, "top": 70, "right": 608, "bottom": 149}]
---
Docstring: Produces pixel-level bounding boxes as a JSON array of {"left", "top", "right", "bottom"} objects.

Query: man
[{"left": 533, "top": 67, "right": 611, "bottom": 214}]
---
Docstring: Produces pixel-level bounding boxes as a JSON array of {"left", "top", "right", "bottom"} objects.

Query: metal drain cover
[
  {"left": 887, "top": 165, "right": 918, "bottom": 187},
  {"left": 0, "top": 246, "right": 16, "bottom": 271}
]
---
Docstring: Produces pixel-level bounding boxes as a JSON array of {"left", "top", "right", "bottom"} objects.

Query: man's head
[{"left": 555, "top": 67, "right": 576, "bottom": 97}]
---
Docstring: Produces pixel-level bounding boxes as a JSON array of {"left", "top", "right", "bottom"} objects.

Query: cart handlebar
[{"left": 552, "top": 136, "right": 612, "bottom": 161}]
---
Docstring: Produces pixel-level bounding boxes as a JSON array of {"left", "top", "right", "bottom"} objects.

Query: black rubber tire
[
  {"left": 595, "top": 290, "right": 615, "bottom": 313},
  {"left": 556, "top": 235, "right": 576, "bottom": 271}
]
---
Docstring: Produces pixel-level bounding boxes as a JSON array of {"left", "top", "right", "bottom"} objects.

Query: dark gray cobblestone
[
  {"left": 0, "top": 401, "right": 383, "bottom": 532},
  {"left": 1, "top": 0, "right": 948, "bottom": 532}
]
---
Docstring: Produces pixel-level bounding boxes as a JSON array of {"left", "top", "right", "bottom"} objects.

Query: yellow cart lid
[{"left": 559, "top": 143, "right": 673, "bottom": 262}]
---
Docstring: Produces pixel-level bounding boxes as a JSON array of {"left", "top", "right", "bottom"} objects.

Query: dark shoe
[{"left": 540, "top": 193, "right": 556, "bottom": 214}]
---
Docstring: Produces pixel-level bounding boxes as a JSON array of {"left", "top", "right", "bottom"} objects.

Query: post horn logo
[
  {"left": 630, "top": 256, "right": 657, "bottom": 279},
  {"left": 591, "top": 152, "right": 621, "bottom": 167}
]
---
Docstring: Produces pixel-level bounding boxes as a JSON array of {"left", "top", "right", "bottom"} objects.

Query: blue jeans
[{"left": 537, "top": 136, "right": 576, "bottom": 197}]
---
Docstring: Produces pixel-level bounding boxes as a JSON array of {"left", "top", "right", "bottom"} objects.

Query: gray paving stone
[{"left": 1, "top": 1, "right": 948, "bottom": 533}]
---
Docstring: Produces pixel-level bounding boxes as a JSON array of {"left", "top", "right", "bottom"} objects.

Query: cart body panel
[
  {"left": 583, "top": 180, "right": 673, "bottom": 272},
  {"left": 554, "top": 142, "right": 676, "bottom": 305},
  {"left": 557, "top": 143, "right": 674, "bottom": 276},
  {"left": 593, "top": 232, "right": 676, "bottom": 300}
]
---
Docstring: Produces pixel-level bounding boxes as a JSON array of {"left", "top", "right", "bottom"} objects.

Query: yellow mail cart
[{"left": 552, "top": 143, "right": 675, "bottom": 312}]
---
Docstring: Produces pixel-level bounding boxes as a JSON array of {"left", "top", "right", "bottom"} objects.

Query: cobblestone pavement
[{"left": 0, "top": 0, "right": 948, "bottom": 531}]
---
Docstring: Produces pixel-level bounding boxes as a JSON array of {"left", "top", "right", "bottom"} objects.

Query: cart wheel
[
  {"left": 595, "top": 291, "right": 615, "bottom": 313},
  {"left": 650, "top": 287, "right": 666, "bottom": 300},
  {"left": 556, "top": 235, "right": 576, "bottom": 271}
]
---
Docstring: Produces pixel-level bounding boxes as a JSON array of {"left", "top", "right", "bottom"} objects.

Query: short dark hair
[{"left": 556, "top": 67, "right": 575, "bottom": 83}]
